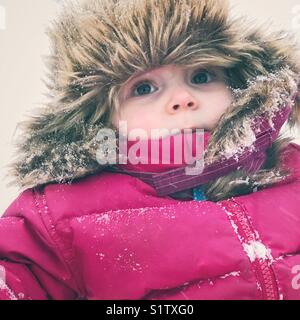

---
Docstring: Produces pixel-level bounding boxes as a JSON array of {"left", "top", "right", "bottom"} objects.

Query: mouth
[
  {"left": 182, "top": 128, "right": 209, "bottom": 133},
  {"left": 167, "top": 127, "right": 210, "bottom": 138}
]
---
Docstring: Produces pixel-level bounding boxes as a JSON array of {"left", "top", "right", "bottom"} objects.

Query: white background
[{"left": 0, "top": 0, "right": 300, "bottom": 214}]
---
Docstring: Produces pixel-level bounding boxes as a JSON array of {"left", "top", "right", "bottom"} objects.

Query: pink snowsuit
[{"left": 0, "top": 139, "right": 300, "bottom": 300}]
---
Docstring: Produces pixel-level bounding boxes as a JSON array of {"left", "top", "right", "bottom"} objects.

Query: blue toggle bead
[{"left": 193, "top": 187, "right": 207, "bottom": 201}]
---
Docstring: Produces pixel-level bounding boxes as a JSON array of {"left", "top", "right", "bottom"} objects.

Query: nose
[{"left": 166, "top": 89, "right": 199, "bottom": 114}]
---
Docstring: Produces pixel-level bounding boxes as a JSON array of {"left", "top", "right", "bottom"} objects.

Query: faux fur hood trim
[{"left": 7, "top": 0, "right": 300, "bottom": 191}]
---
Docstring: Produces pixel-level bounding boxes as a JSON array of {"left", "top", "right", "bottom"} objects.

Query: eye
[
  {"left": 132, "top": 81, "right": 156, "bottom": 97},
  {"left": 191, "top": 70, "right": 214, "bottom": 85}
]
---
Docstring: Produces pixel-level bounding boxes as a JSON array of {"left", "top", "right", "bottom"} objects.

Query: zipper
[{"left": 219, "top": 199, "right": 279, "bottom": 300}]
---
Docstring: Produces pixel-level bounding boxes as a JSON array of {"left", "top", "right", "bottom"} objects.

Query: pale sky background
[{"left": 0, "top": 0, "right": 300, "bottom": 214}]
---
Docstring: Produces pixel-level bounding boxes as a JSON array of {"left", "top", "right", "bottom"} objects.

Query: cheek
[
  {"left": 111, "top": 111, "right": 119, "bottom": 128},
  {"left": 201, "top": 87, "right": 232, "bottom": 128},
  {"left": 112, "top": 102, "right": 155, "bottom": 133},
  {"left": 211, "top": 87, "right": 232, "bottom": 114}
]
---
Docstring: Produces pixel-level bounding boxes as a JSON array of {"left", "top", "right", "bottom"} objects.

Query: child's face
[{"left": 112, "top": 64, "right": 232, "bottom": 139}]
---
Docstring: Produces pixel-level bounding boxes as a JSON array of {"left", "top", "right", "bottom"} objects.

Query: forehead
[{"left": 125, "top": 64, "right": 189, "bottom": 83}]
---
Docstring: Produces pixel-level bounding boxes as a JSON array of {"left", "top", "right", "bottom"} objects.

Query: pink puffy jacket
[{"left": 0, "top": 142, "right": 300, "bottom": 300}]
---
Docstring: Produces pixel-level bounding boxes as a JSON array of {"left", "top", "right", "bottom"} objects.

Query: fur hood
[{"left": 8, "top": 0, "right": 300, "bottom": 199}]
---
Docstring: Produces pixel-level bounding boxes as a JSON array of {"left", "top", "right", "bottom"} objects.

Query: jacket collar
[
  {"left": 115, "top": 130, "right": 212, "bottom": 173},
  {"left": 108, "top": 103, "right": 293, "bottom": 196}
]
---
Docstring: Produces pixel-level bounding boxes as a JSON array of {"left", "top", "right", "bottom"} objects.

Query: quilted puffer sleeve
[{"left": 0, "top": 189, "right": 79, "bottom": 300}]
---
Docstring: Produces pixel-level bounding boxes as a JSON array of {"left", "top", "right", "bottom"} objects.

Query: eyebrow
[
  {"left": 127, "top": 67, "right": 158, "bottom": 84},
  {"left": 127, "top": 65, "right": 216, "bottom": 84}
]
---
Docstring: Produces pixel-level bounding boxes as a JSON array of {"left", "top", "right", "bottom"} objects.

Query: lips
[{"left": 181, "top": 128, "right": 208, "bottom": 133}]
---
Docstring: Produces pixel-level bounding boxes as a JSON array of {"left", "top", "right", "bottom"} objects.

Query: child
[{"left": 1, "top": 0, "right": 300, "bottom": 300}]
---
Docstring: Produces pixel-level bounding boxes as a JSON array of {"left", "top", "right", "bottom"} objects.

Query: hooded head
[{"left": 8, "top": 0, "right": 300, "bottom": 200}]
